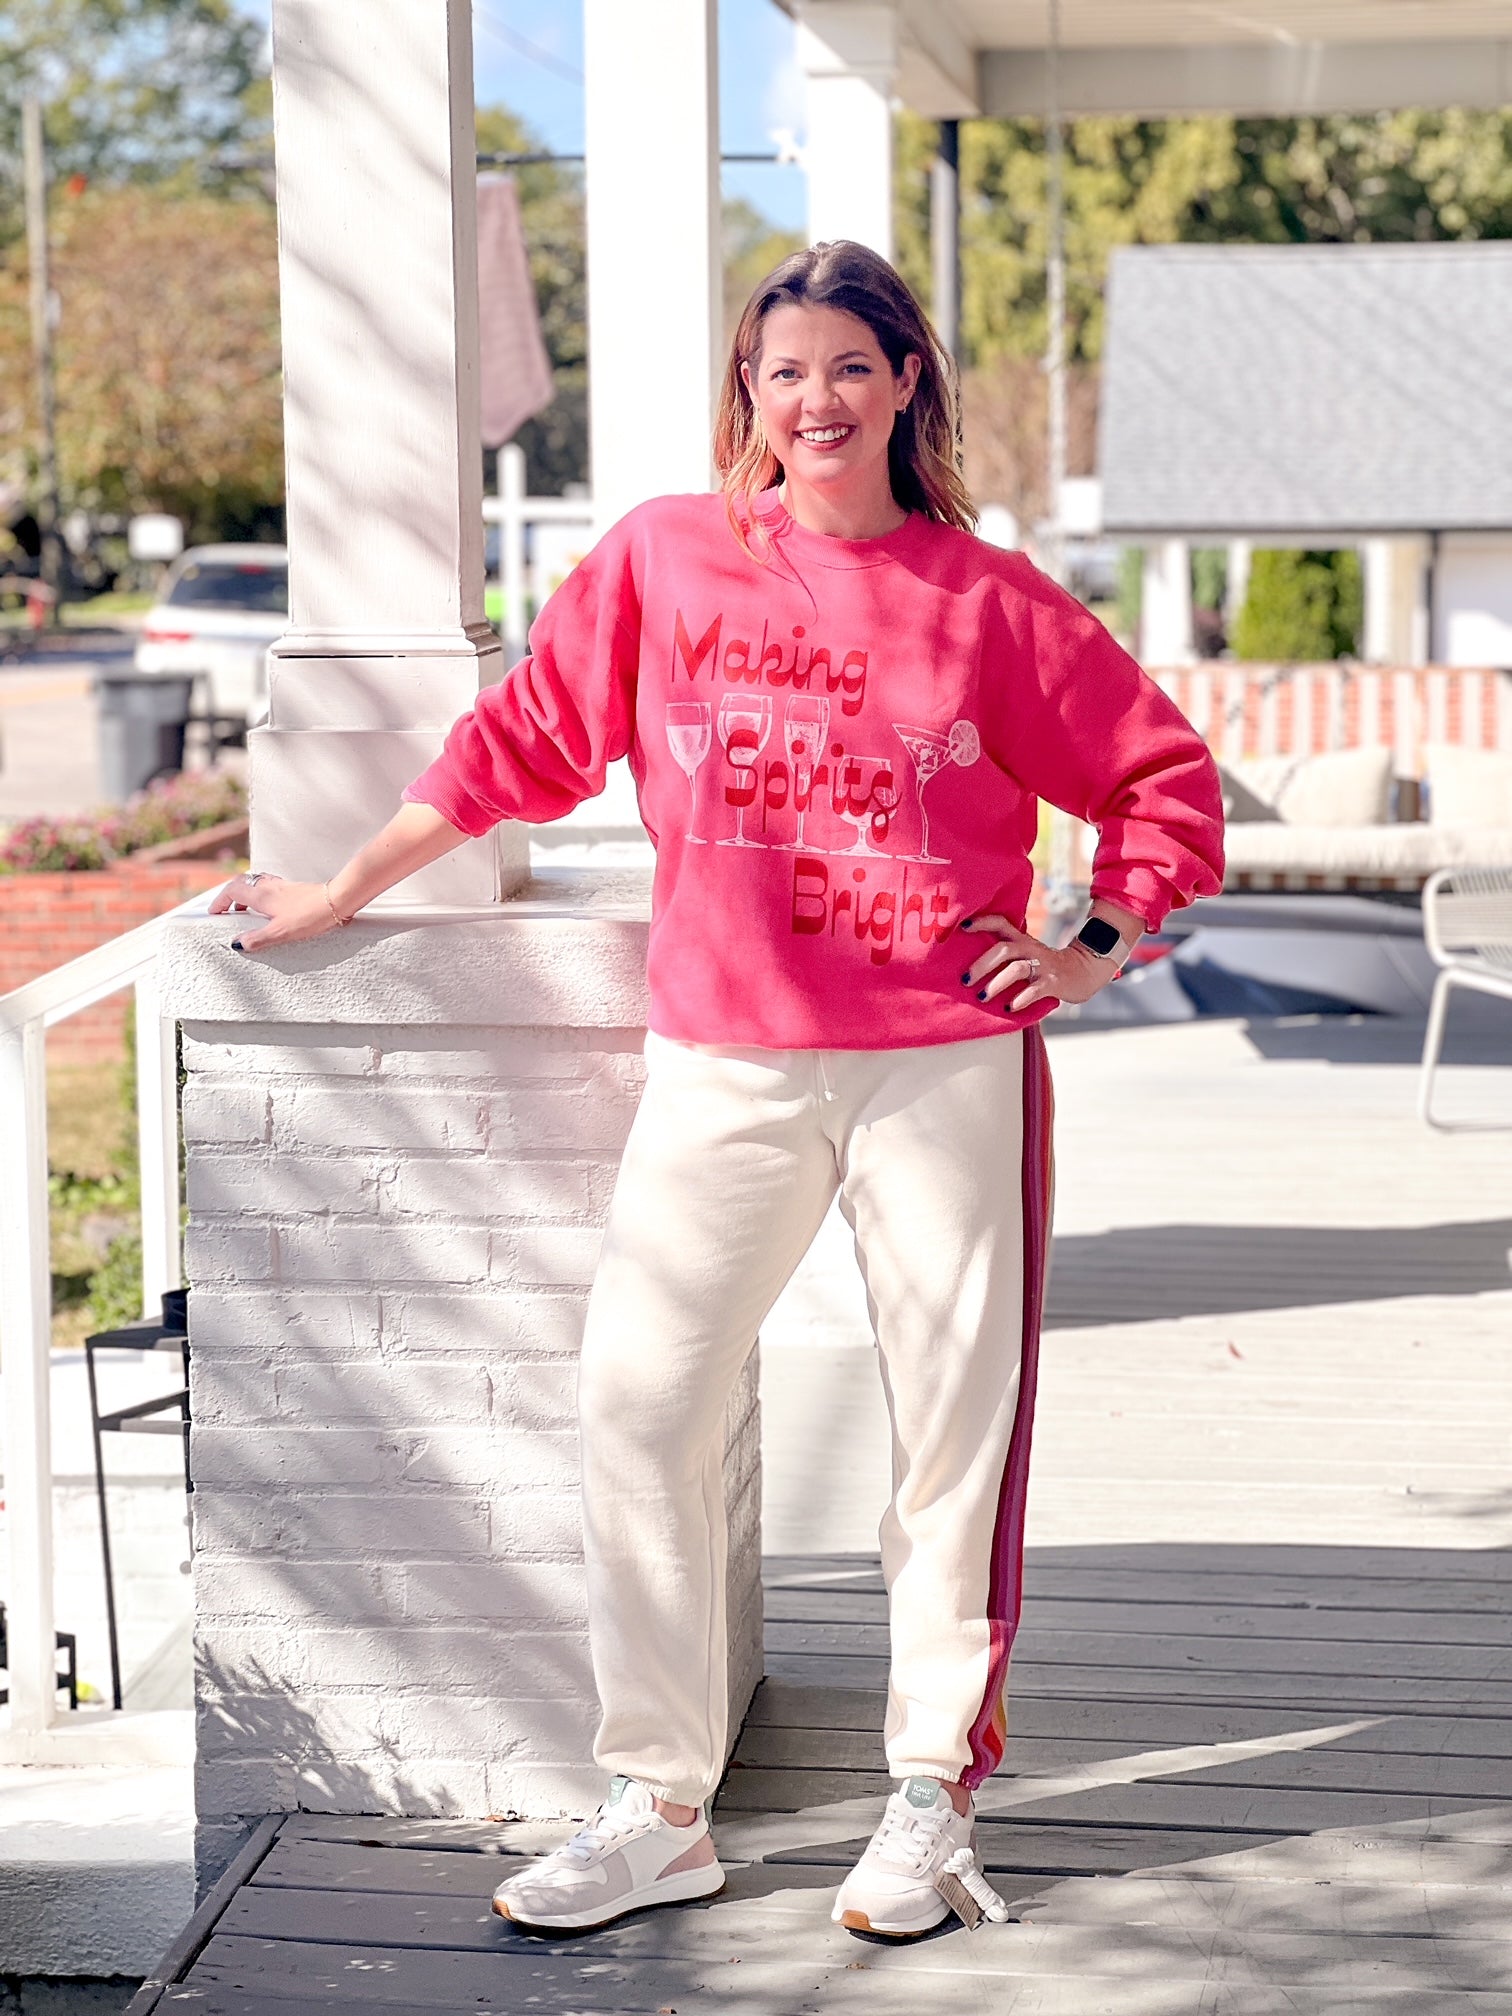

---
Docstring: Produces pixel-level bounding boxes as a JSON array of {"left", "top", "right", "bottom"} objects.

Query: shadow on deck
[{"left": 130, "top": 1538, "right": 1512, "bottom": 2015}]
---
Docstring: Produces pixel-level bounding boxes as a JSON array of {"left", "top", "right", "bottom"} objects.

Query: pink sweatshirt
[{"left": 405, "top": 491, "right": 1224, "bottom": 1049}]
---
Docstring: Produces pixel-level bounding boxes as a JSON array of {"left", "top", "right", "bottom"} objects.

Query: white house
[{"left": 1098, "top": 242, "right": 1512, "bottom": 667}]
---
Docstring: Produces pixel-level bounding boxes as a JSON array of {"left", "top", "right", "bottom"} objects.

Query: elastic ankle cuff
[{"left": 634, "top": 1780, "right": 708, "bottom": 1814}]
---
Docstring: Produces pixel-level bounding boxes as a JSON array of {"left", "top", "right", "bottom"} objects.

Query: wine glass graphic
[
  {"left": 891, "top": 718, "right": 981, "bottom": 862},
  {"left": 836, "top": 755, "right": 900, "bottom": 857},
  {"left": 782, "top": 694, "right": 830, "bottom": 851},
  {"left": 665, "top": 701, "right": 713, "bottom": 843},
  {"left": 717, "top": 691, "right": 773, "bottom": 846}
]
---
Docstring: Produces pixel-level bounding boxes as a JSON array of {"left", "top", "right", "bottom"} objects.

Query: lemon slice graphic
[{"left": 948, "top": 719, "right": 981, "bottom": 767}]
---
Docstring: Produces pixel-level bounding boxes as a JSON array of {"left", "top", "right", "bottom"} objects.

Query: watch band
[{"left": 1073, "top": 916, "right": 1127, "bottom": 966}]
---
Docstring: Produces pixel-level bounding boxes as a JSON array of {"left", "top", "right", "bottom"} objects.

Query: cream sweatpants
[{"left": 577, "top": 1027, "right": 1054, "bottom": 1809}]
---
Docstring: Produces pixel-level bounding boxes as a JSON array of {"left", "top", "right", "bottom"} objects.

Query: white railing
[
  {"left": 0, "top": 891, "right": 209, "bottom": 1756},
  {"left": 483, "top": 442, "right": 594, "bottom": 665}
]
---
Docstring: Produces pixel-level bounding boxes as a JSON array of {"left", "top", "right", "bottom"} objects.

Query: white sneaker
[
  {"left": 832, "top": 1776, "right": 1008, "bottom": 1939},
  {"left": 491, "top": 1776, "right": 724, "bottom": 1933}
]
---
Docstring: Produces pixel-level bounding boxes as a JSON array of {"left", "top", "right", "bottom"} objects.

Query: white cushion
[
  {"left": 1424, "top": 743, "right": 1512, "bottom": 828},
  {"left": 1224, "top": 822, "right": 1512, "bottom": 880},
  {"left": 1227, "top": 746, "right": 1394, "bottom": 827},
  {"left": 1216, "top": 765, "right": 1280, "bottom": 825}
]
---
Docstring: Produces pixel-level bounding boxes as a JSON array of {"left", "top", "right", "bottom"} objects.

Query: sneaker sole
[
  {"left": 493, "top": 1862, "right": 726, "bottom": 1934},
  {"left": 837, "top": 1902, "right": 950, "bottom": 1940}
]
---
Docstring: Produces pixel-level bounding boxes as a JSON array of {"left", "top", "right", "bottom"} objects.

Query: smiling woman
[
  {"left": 715, "top": 240, "right": 975, "bottom": 547},
  {"left": 212, "top": 234, "right": 1223, "bottom": 1949}
]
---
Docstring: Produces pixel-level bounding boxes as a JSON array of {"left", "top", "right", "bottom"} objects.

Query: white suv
[{"left": 133, "top": 543, "right": 288, "bottom": 731}]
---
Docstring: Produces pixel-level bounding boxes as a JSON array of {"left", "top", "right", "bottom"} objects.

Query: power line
[{"left": 473, "top": 6, "right": 584, "bottom": 84}]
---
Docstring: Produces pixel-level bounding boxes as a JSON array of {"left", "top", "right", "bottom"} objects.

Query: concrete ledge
[
  {"left": 160, "top": 868, "right": 653, "bottom": 1028},
  {"left": 0, "top": 1764, "right": 192, "bottom": 1976}
]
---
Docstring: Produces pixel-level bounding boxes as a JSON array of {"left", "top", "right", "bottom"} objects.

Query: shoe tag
[
  {"left": 934, "top": 1869, "right": 984, "bottom": 1930},
  {"left": 903, "top": 1776, "right": 942, "bottom": 1809},
  {"left": 606, "top": 1775, "right": 631, "bottom": 1805}
]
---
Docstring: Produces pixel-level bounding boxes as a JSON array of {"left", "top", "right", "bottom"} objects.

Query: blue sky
[{"left": 234, "top": 1, "right": 807, "bottom": 230}]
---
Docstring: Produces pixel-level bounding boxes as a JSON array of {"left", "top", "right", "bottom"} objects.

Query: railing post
[
  {"left": 0, "top": 1018, "right": 58, "bottom": 1736},
  {"left": 136, "top": 969, "right": 182, "bottom": 1321},
  {"left": 500, "top": 441, "right": 528, "bottom": 667}
]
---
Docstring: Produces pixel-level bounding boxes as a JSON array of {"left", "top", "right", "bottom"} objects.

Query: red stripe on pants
[{"left": 961, "top": 1023, "right": 1053, "bottom": 1788}]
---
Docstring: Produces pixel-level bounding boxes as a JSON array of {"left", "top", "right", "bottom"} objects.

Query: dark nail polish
[
  {"left": 961, "top": 917, "right": 975, "bottom": 928},
  {"left": 231, "top": 939, "right": 244, "bottom": 952},
  {"left": 960, "top": 972, "right": 971, "bottom": 985},
  {"left": 976, "top": 990, "right": 987, "bottom": 1001}
]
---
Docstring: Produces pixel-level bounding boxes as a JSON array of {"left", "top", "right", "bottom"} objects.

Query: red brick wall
[{"left": 0, "top": 863, "right": 230, "bottom": 1064}]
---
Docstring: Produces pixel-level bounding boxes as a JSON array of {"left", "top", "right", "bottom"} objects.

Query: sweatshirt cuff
[
  {"left": 400, "top": 775, "right": 495, "bottom": 840},
  {"left": 1089, "top": 870, "right": 1177, "bottom": 937}
]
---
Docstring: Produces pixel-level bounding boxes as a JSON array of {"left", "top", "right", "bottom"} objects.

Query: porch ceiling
[
  {"left": 781, "top": 1, "right": 1512, "bottom": 119},
  {"left": 950, "top": 3, "right": 1510, "bottom": 49}
]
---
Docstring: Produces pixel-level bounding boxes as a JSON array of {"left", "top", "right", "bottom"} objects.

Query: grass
[
  {"left": 64, "top": 589, "right": 156, "bottom": 626},
  {"left": 0, "top": 588, "right": 155, "bottom": 634},
  {"left": 47, "top": 1055, "right": 141, "bottom": 1351}
]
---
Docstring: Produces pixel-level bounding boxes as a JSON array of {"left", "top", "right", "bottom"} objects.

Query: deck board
[{"left": 148, "top": 1017, "right": 1512, "bottom": 2014}]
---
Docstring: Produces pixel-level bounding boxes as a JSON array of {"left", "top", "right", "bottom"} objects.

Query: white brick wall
[{"left": 163, "top": 889, "right": 763, "bottom": 1888}]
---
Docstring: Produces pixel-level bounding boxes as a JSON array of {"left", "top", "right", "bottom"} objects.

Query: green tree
[
  {"left": 0, "top": 183, "right": 282, "bottom": 539},
  {"left": 0, "top": 0, "right": 268, "bottom": 246},
  {"left": 723, "top": 195, "right": 802, "bottom": 342},
  {"left": 896, "top": 106, "right": 1512, "bottom": 368},
  {"left": 1231, "top": 549, "right": 1363, "bottom": 662}
]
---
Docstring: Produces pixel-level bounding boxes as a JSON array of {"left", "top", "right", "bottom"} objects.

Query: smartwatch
[{"left": 1073, "top": 916, "right": 1127, "bottom": 964}]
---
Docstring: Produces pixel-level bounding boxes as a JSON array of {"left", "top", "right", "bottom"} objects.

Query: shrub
[
  {"left": 1231, "top": 549, "right": 1363, "bottom": 662},
  {"left": 0, "top": 819, "right": 115, "bottom": 872},
  {"left": 1116, "top": 546, "right": 1143, "bottom": 642},
  {"left": 87, "top": 1227, "right": 146, "bottom": 1331},
  {"left": 0, "top": 770, "right": 246, "bottom": 875}
]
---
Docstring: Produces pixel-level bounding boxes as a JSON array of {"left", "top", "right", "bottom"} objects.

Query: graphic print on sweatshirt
[{"left": 663, "top": 603, "right": 985, "bottom": 966}]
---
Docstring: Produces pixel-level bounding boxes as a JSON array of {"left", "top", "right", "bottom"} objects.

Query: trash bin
[{"left": 95, "top": 673, "right": 194, "bottom": 802}]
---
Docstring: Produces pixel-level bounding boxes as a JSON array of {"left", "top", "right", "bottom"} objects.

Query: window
[{"left": 166, "top": 561, "right": 289, "bottom": 615}]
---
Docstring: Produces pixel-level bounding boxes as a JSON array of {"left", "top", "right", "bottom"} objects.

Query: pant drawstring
[{"left": 817, "top": 1052, "right": 838, "bottom": 1103}]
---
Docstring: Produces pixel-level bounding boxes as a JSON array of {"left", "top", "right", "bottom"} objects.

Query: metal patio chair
[{"left": 1419, "top": 866, "right": 1512, "bottom": 1130}]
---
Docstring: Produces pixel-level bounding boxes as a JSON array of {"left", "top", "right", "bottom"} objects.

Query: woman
[{"left": 214, "top": 241, "right": 1223, "bottom": 1940}]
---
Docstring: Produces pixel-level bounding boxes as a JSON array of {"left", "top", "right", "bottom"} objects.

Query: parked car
[{"left": 134, "top": 544, "right": 288, "bottom": 731}]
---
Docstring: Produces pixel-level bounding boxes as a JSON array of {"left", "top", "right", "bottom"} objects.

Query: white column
[
  {"left": 797, "top": 2, "right": 899, "bottom": 256},
  {"left": 251, "top": 0, "right": 522, "bottom": 907},
  {"left": 1141, "top": 539, "right": 1195, "bottom": 665},
  {"left": 1364, "top": 536, "right": 1432, "bottom": 664},
  {"left": 1363, "top": 538, "right": 1393, "bottom": 663},
  {"left": 1225, "top": 539, "right": 1252, "bottom": 629},
  {"left": 584, "top": 0, "right": 720, "bottom": 534}
]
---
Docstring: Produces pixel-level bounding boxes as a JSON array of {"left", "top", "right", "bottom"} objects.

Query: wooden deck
[{"left": 131, "top": 1015, "right": 1512, "bottom": 2014}]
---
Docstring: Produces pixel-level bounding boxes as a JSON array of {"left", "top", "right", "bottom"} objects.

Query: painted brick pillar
[{"left": 161, "top": 874, "right": 763, "bottom": 1888}]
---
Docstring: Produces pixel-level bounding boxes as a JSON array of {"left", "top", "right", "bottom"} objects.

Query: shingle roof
[{"left": 1097, "top": 242, "right": 1512, "bottom": 535}]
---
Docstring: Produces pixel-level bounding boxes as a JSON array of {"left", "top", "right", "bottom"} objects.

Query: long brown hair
[{"left": 714, "top": 240, "right": 976, "bottom": 556}]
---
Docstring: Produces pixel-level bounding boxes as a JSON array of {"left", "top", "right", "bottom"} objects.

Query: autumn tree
[
  {"left": 0, "top": 0, "right": 268, "bottom": 246},
  {"left": 0, "top": 185, "right": 281, "bottom": 540}
]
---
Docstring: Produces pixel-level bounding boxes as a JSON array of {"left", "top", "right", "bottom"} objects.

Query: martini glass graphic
[
  {"left": 665, "top": 701, "right": 712, "bottom": 843},
  {"left": 891, "top": 718, "right": 981, "bottom": 862}
]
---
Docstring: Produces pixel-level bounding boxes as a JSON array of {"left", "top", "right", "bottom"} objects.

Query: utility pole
[
  {"left": 1042, "top": 0, "right": 1067, "bottom": 591},
  {"left": 930, "top": 119, "right": 960, "bottom": 364},
  {"left": 1042, "top": 0, "right": 1076, "bottom": 933},
  {"left": 23, "top": 96, "right": 64, "bottom": 626}
]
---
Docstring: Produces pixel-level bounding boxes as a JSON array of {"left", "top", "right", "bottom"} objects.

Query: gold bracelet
[{"left": 322, "top": 882, "right": 353, "bottom": 928}]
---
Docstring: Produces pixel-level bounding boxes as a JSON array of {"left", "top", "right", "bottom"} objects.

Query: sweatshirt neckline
[{"left": 752, "top": 488, "right": 929, "bottom": 570}]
